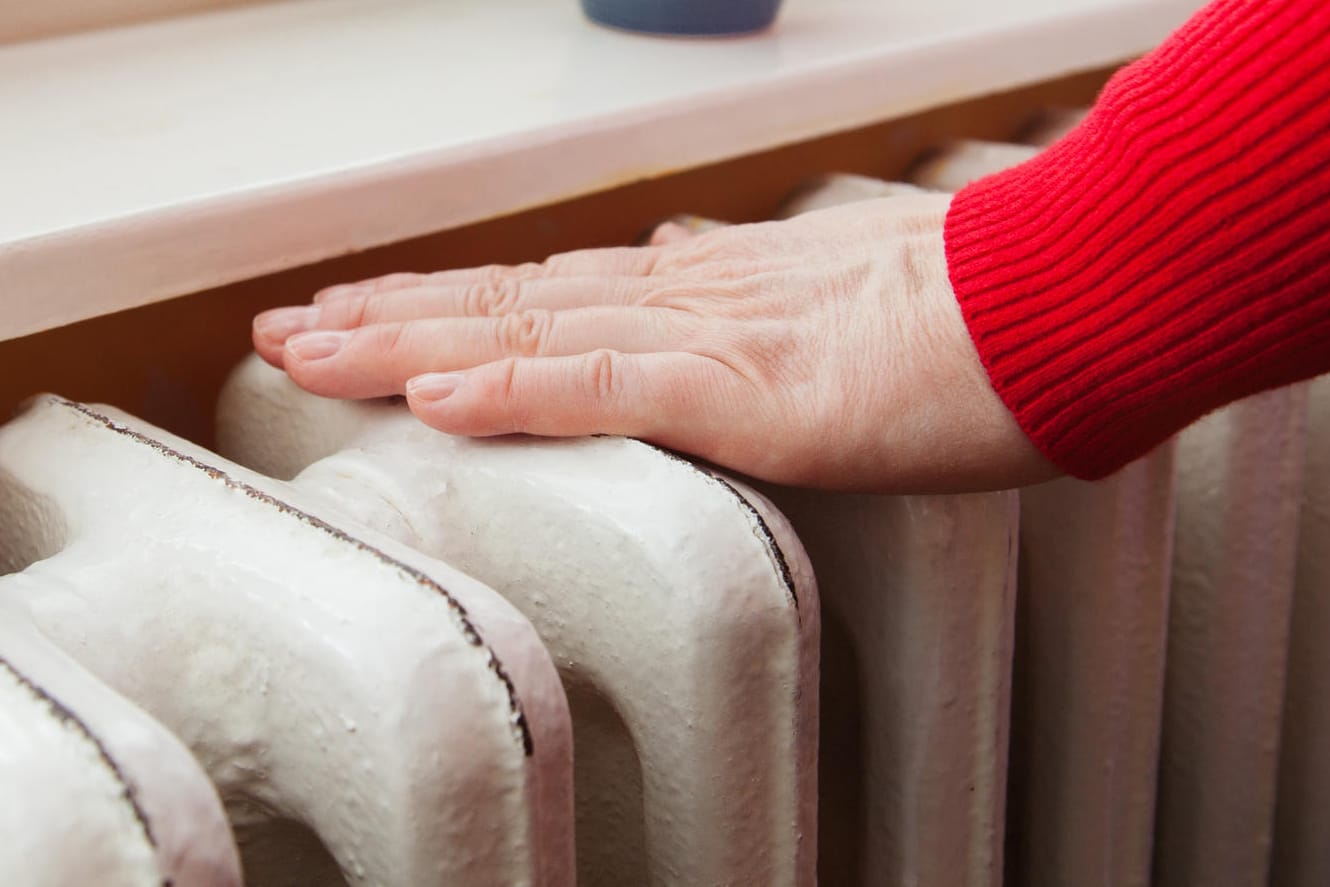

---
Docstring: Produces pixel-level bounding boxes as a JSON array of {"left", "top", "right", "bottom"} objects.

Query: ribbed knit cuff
[{"left": 945, "top": 0, "right": 1330, "bottom": 479}]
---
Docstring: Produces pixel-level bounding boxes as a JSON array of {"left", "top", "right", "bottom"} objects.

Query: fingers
[
  {"left": 321, "top": 276, "right": 661, "bottom": 326},
  {"left": 254, "top": 275, "right": 667, "bottom": 365},
  {"left": 647, "top": 222, "right": 696, "bottom": 247},
  {"left": 644, "top": 215, "right": 727, "bottom": 246},
  {"left": 280, "top": 307, "right": 701, "bottom": 399},
  {"left": 253, "top": 305, "right": 322, "bottom": 365},
  {"left": 312, "top": 245, "right": 668, "bottom": 303},
  {"left": 404, "top": 350, "right": 733, "bottom": 446}
]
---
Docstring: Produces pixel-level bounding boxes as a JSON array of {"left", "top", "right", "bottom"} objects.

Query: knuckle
[
  {"left": 330, "top": 291, "right": 372, "bottom": 328},
  {"left": 474, "top": 261, "right": 544, "bottom": 288},
  {"left": 493, "top": 358, "right": 520, "bottom": 404},
  {"left": 640, "top": 245, "right": 673, "bottom": 278},
  {"left": 372, "top": 322, "right": 412, "bottom": 358},
  {"left": 586, "top": 349, "right": 623, "bottom": 400},
  {"left": 488, "top": 358, "right": 533, "bottom": 429},
  {"left": 498, "top": 309, "right": 554, "bottom": 357},
  {"left": 463, "top": 277, "right": 524, "bottom": 317},
  {"left": 461, "top": 284, "right": 489, "bottom": 317},
  {"left": 479, "top": 264, "right": 509, "bottom": 288}
]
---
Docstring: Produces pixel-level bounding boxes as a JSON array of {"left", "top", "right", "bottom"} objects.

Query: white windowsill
[{"left": 0, "top": 0, "right": 1203, "bottom": 341}]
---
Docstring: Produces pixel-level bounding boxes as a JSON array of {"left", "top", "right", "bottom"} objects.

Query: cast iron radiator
[{"left": 1, "top": 110, "right": 1326, "bottom": 887}]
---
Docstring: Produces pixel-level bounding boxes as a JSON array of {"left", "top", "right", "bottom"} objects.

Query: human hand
[{"left": 252, "top": 193, "right": 1057, "bottom": 492}]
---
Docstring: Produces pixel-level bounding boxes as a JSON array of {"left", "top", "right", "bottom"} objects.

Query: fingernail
[
  {"left": 407, "top": 372, "right": 464, "bottom": 401},
  {"left": 254, "top": 305, "right": 320, "bottom": 341},
  {"left": 287, "top": 330, "right": 349, "bottom": 361}
]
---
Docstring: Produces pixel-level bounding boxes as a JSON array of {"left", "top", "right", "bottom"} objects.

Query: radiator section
[
  {"left": 0, "top": 396, "right": 574, "bottom": 887},
  {"left": 1156, "top": 387, "right": 1308, "bottom": 887},
  {"left": 910, "top": 140, "right": 1040, "bottom": 192},
  {"left": 1011, "top": 457, "right": 1174, "bottom": 887},
  {"left": 0, "top": 613, "right": 241, "bottom": 887},
  {"left": 1270, "top": 375, "right": 1330, "bottom": 887},
  {"left": 776, "top": 175, "right": 925, "bottom": 218},
  {"left": 0, "top": 661, "right": 164, "bottom": 887},
  {"left": 217, "top": 357, "right": 820, "bottom": 887},
  {"left": 763, "top": 487, "right": 1018, "bottom": 887}
]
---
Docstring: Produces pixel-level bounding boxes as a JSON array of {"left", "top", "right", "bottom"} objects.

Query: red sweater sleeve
[{"left": 944, "top": 0, "right": 1330, "bottom": 480}]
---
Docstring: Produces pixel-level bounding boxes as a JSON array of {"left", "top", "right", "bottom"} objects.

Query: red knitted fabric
[{"left": 945, "top": 0, "right": 1330, "bottom": 479}]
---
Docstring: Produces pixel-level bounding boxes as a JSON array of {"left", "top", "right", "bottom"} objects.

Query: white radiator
[{"left": 1, "top": 125, "right": 1327, "bottom": 887}]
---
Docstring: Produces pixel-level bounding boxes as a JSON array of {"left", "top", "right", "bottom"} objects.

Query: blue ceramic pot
[{"left": 581, "top": 0, "right": 782, "bottom": 36}]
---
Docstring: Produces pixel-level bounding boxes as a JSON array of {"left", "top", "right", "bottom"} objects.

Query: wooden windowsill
[{"left": 0, "top": 0, "right": 1203, "bottom": 341}]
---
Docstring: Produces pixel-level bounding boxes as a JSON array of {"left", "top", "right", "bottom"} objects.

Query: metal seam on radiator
[
  {"left": 54, "top": 398, "right": 535, "bottom": 758},
  {"left": 645, "top": 441, "right": 801, "bottom": 613},
  {"left": 0, "top": 655, "right": 172, "bottom": 887}
]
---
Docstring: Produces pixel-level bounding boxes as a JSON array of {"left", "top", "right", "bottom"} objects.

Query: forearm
[{"left": 946, "top": 0, "right": 1330, "bottom": 479}]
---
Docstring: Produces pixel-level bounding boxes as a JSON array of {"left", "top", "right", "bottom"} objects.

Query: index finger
[{"left": 314, "top": 244, "right": 668, "bottom": 303}]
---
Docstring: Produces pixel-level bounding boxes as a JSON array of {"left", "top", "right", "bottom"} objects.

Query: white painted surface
[
  {"left": 1013, "top": 455, "right": 1174, "bottom": 887},
  {"left": 0, "top": 0, "right": 273, "bottom": 45},
  {"left": 776, "top": 174, "right": 924, "bottom": 217},
  {"left": 216, "top": 355, "right": 819, "bottom": 887},
  {"left": 1270, "top": 374, "right": 1330, "bottom": 887},
  {"left": 0, "top": 617, "right": 241, "bottom": 887},
  {"left": 764, "top": 486, "right": 1018, "bottom": 887},
  {"left": 909, "top": 140, "right": 1041, "bottom": 191},
  {"left": 1020, "top": 106, "right": 1090, "bottom": 146},
  {"left": 0, "top": 664, "right": 162, "bottom": 887},
  {"left": 0, "top": 395, "right": 575, "bottom": 887},
  {"left": 1156, "top": 386, "right": 1309, "bottom": 887},
  {"left": 0, "top": 0, "right": 1205, "bottom": 341}
]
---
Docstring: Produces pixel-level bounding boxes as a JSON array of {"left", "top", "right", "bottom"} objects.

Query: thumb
[{"left": 404, "top": 349, "right": 731, "bottom": 444}]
